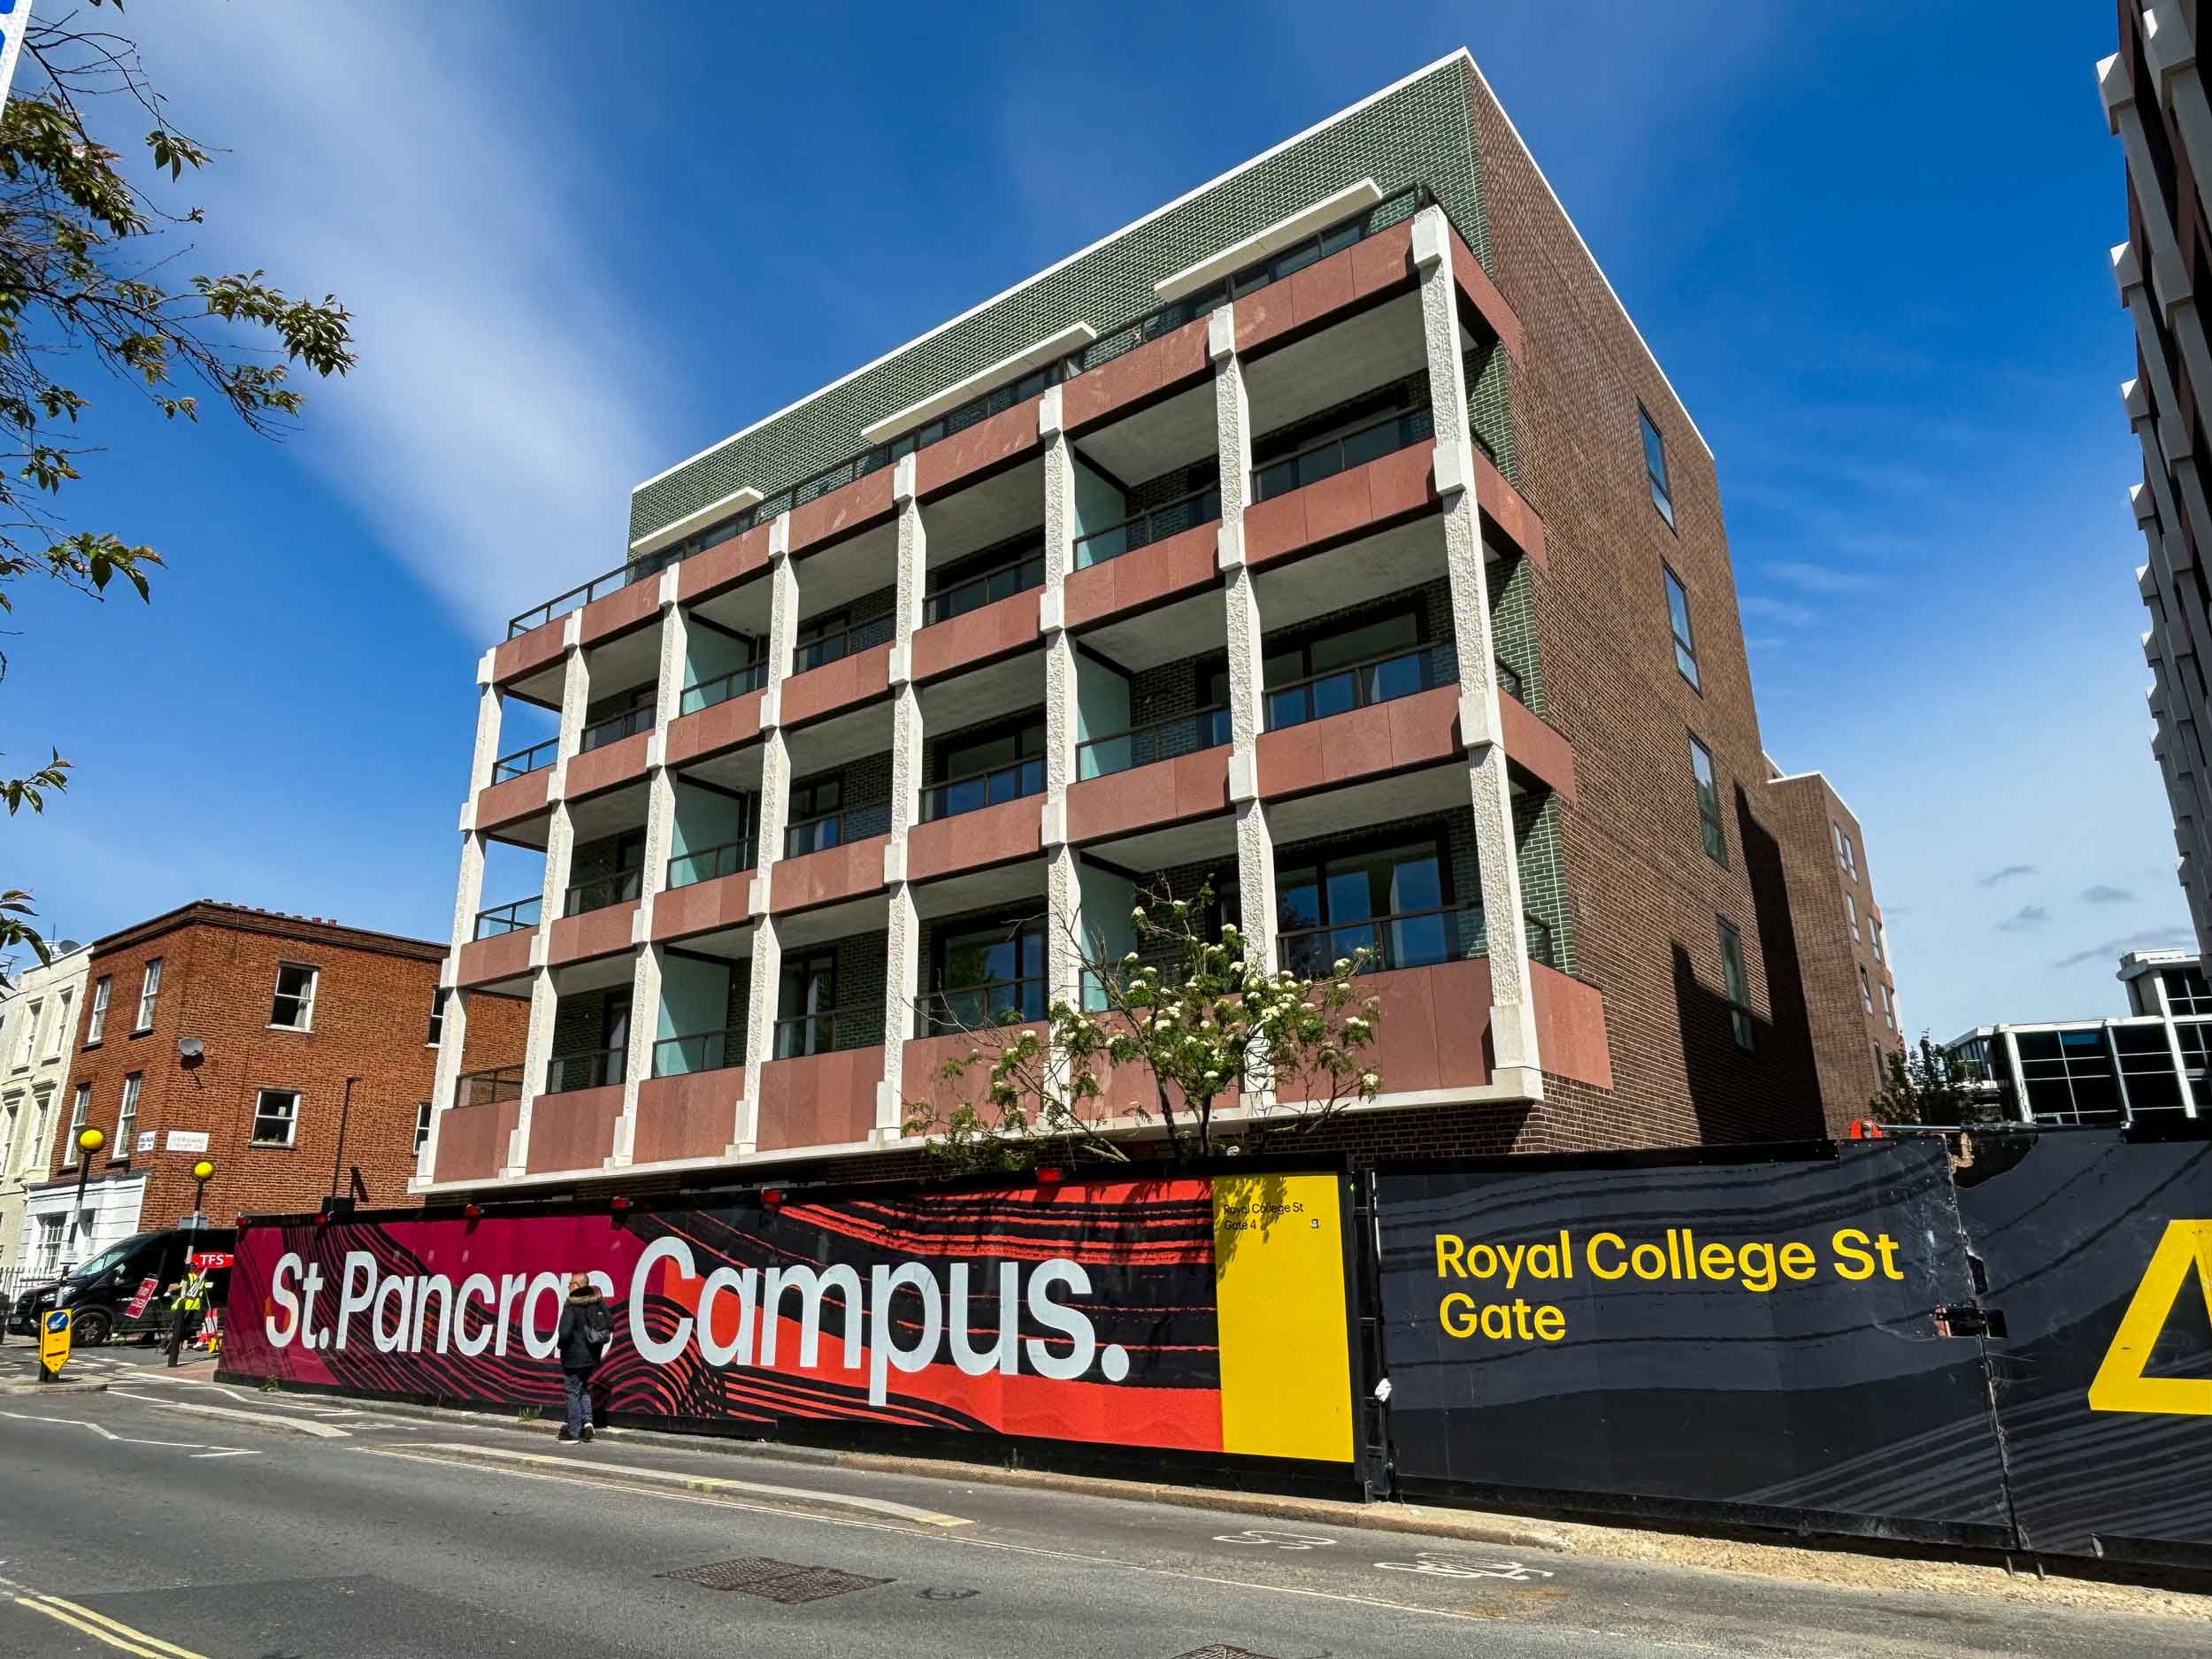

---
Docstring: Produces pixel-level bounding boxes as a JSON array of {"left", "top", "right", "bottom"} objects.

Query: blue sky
[{"left": 0, "top": 2, "right": 2170, "bottom": 1042}]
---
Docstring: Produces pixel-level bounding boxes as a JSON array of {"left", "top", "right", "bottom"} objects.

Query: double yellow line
[{"left": 8, "top": 1589, "right": 211, "bottom": 1658}]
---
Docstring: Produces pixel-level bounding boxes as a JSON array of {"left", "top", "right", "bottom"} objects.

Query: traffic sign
[{"left": 39, "top": 1309, "right": 71, "bottom": 1377}]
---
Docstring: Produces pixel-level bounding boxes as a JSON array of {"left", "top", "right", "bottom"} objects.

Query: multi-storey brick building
[
  {"left": 15, "top": 902, "right": 526, "bottom": 1271},
  {"left": 2102, "top": 5, "right": 2212, "bottom": 954},
  {"left": 1763, "top": 764, "right": 1900, "bottom": 1133},
  {"left": 0, "top": 941, "right": 91, "bottom": 1289},
  {"left": 422, "top": 50, "right": 1895, "bottom": 1193}
]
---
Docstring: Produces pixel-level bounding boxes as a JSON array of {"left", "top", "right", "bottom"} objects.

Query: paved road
[{"left": 0, "top": 1383, "right": 2203, "bottom": 1658}]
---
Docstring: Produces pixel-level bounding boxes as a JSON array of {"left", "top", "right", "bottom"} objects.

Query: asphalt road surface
[{"left": 0, "top": 1375, "right": 2203, "bottom": 1659}]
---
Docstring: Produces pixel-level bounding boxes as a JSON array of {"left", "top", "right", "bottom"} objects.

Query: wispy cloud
[
  {"left": 1766, "top": 559, "right": 1876, "bottom": 595},
  {"left": 1740, "top": 595, "right": 1817, "bottom": 627},
  {"left": 2080, "top": 884, "right": 2136, "bottom": 905},
  {"left": 1995, "top": 905, "right": 2047, "bottom": 932},
  {"left": 136, "top": 4, "right": 681, "bottom": 635},
  {"left": 1978, "top": 864, "right": 2039, "bottom": 888},
  {"left": 2054, "top": 926, "right": 2197, "bottom": 969}
]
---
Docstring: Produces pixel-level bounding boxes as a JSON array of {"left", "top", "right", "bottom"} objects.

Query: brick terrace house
[
  {"left": 16, "top": 902, "right": 526, "bottom": 1272},
  {"left": 422, "top": 49, "right": 1898, "bottom": 1196}
]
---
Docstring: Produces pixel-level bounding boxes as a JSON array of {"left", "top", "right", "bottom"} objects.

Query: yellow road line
[
  {"left": 13, "top": 1597, "right": 168, "bottom": 1659},
  {"left": 33, "top": 1595, "right": 213, "bottom": 1659}
]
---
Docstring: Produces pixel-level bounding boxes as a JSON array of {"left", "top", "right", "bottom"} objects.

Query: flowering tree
[{"left": 904, "top": 888, "right": 1382, "bottom": 1172}]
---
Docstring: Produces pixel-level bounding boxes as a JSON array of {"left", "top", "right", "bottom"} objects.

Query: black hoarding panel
[
  {"left": 1378, "top": 1141, "right": 2012, "bottom": 1542},
  {"left": 1955, "top": 1130, "right": 2212, "bottom": 1566}
]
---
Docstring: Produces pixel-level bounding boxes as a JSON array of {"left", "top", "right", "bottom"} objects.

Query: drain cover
[
  {"left": 661, "top": 1556, "right": 891, "bottom": 1603},
  {"left": 1172, "top": 1648, "right": 1279, "bottom": 1659}
]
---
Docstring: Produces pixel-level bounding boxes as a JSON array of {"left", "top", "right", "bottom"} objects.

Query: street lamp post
[
  {"left": 168, "top": 1158, "right": 216, "bottom": 1370},
  {"left": 186, "top": 1159, "right": 215, "bottom": 1233},
  {"left": 69, "top": 1126, "right": 104, "bottom": 1265}
]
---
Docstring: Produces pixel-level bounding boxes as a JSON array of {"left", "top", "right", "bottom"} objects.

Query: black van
[{"left": 4, "top": 1226, "right": 237, "bottom": 1346}]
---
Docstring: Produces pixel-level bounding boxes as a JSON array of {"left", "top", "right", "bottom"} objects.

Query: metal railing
[
  {"left": 680, "top": 659, "right": 767, "bottom": 716},
  {"left": 1071, "top": 481, "right": 1223, "bottom": 571},
  {"left": 490, "top": 738, "right": 558, "bottom": 783},
  {"left": 1253, "top": 404, "right": 1435, "bottom": 503},
  {"left": 510, "top": 185, "right": 1442, "bottom": 644},
  {"left": 474, "top": 896, "right": 541, "bottom": 939},
  {"left": 793, "top": 611, "right": 895, "bottom": 673},
  {"left": 916, "top": 976, "right": 1048, "bottom": 1037},
  {"left": 1264, "top": 640, "right": 1456, "bottom": 731},
  {"left": 652, "top": 1027, "right": 744, "bottom": 1078},
  {"left": 1277, "top": 903, "right": 1558, "bottom": 976},
  {"left": 921, "top": 755, "right": 1044, "bottom": 822},
  {"left": 784, "top": 800, "right": 891, "bottom": 857},
  {"left": 454, "top": 1064, "right": 524, "bottom": 1109},
  {"left": 1076, "top": 705, "right": 1230, "bottom": 780},
  {"left": 579, "top": 703, "right": 655, "bottom": 753},
  {"left": 564, "top": 867, "right": 642, "bottom": 917},
  {"left": 666, "top": 838, "right": 756, "bottom": 890},
  {"left": 772, "top": 1004, "right": 879, "bottom": 1059},
  {"left": 921, "top": 542, "right": 1046, "bottom": 626},
  {"left": 545, "top": 1045, "right": 626, "bottom": 1094}
]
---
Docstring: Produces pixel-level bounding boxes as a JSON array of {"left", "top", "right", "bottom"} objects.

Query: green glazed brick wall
[
  {"left": 1515, "top": 788, "right": 1575, "bottom": 976},
  {"left": 631, "top": 58, "right": 1488, "bottom": 544},
  {"left": 1490, "top": 554, "right": 1543, "bottom": 717}
]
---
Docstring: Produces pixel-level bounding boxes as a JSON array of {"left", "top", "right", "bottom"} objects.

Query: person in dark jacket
[{"left": 554, "top": 1272, "right": 611, "bottom": 1443}]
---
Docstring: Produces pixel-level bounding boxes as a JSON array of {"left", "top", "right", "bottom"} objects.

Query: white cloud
[
  {"left": 1739, "top": 594, "right": 1817, "bottom": 626},
  {"left": 126, "top": 4, "right": 682, "bottom": 636},
  {"left": 1767, "top": 559, "right": 1876, "bottom": 594}
]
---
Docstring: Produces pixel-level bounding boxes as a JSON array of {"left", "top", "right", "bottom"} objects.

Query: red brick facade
[
  {"left": 40, "top": 904, "right": 526, "bottom": 1229},
  {"left": 1463, "top": 71, "right": 1832, "bottom": 1148}
]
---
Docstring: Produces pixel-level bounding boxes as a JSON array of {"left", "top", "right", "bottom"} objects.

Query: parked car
[{"left": 4, "top": 1227, "right": 238, "bottom": 1346}]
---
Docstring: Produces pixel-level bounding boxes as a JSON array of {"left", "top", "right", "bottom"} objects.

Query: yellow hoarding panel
[{"left": 1214, "top": 1173, "right": 1354, "bottom": 1463}]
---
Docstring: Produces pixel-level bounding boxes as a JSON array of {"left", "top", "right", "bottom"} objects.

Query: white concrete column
[
  {"left": 508, "top": 965, "right": 558, "bottom": 1177},
  {"left": 2102, "top": 52, "right": 2193, "bottom": 313},
  {"left": 2143, "top": 5, "right": 2212, "bottom": 238},
  {"left": 2114, "top": 243, "right": 2194, "bottom": 469},
  {"left": 735, "top": 515, "right": 798, "bottom": 1152},
  {"left": 1413, "top": 204, "right": 1542, "bottom": 1097},
  {"left": 1038, "top": 388, "right": 1086, "bottom": 1014},
  {"left": 879, "top": 456, "right": 928, "bottom": 1137},
  {"left": 1212, "top": 305, "right": 1280, "bottom": 976},
  {"left": 414, "top": 987, "right": 470, "bottom": 1187}
]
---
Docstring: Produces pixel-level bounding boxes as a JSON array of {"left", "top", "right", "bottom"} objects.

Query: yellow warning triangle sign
[{"left": 2087, "top": 1220, "right": 2212, "bottom": 1416}]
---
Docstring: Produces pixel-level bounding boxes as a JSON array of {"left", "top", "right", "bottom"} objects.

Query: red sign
[
  {"left": 123, "top": 1276, "right": 160, "bottom": 1318},
  {"left": 189, "top": 1251, "right": 234, "bottom": 1271}
]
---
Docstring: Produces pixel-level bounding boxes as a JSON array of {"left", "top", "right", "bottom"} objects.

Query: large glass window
[
  {"left": 270, "top": 963, "right": 319, "bottom": 1031},
  {"left": 1688, "top": 735, "right": 1724, "bottom": 864},
  {"left": 926, "top": 720, "right": 1045, "bottom": 821},
  {"left": 787, "top": 773, "right": 846, "bottom": 856},
  {"left": 2163, "top": 965, "right": 2212, "bottom": 1013},
  {"left": 927, "top": 918, "right": 1046, "bottom": 1034},
  {"left": 776, "top": 953, "right": 838, "bottom": 1058},
  {"left": 1640, "top": 403, "right": 1674, "bottom": 527},
  {"left": 1278, "top": 837, "right": 1455, "bottom": 978},
  {"left": 251, "top": 1087, "right": 301, "bottom": 1147},
  {"left": 1717, "top": 918, "right": 1754, "bottom": 1052},
  {"left": 1663, "top": 565, "right": 1699, "bottom": 689},
  {"left": 1263, "top": 610, "right": 1427, "bottom": 730}
]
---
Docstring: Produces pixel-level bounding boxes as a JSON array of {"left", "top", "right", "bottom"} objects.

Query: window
[
  {"left": 775, "top": 953, "right": 839, "bottom": 1058},
  {"left": 1881, "top": 983, "right": 1897, "bottom": 1030},
  {"left": 85, "top": 975, "right": 110, "bottom": 1044},
  {"left": 134, "top": 958, "right": 163, "bottom": 1031},
  {"left": 1640, "top": 404, "right": 1675, "bottom": 527},
  {"left": 61, "top": 1081, "right": 89, "bottom": 1164},
  {"left": 1869, "top": 918, "right": 1885, "bottom": 964},
  {"left": 1859, "top": 964, "right": 1875, "bottom": 1015},
  {"left": 1663, "top": 566, "right": 1699, "bottom": 689},
  {"left": 269, "top": 963, "right": 319, "bottom": 1031},
  {"left": 1845, "top": 893, "right": 1860, "bottom": 941},
  {"left": 1873, "top": 1042, "right": 1886, "bottom": 1087},
  {"left": 426, "top": 987, "right": 448, "bottom": 1048},
  {"left": 250, "top": 1087, "right": 301, "bottom": 1147},
  {"left": 1278, "top": 835, "right": 1452, "bottom": 976},
  {"left": 12, "top": 1000, "right": 38, "bottom": 1069},
  {"left": 1717, "top": 918, "right": 1755, "bottom": 1052},
  {"left": 116, "top": 1072, "right": 142, "bottom": 1155},
  {"left": 1832, "top": 825, "right": 1857, "bottom": 879},
  {"left": 1688, "top": 735, "right": 1724, "bottom": 864},
  {"left": 413, "top": 1100, "right": 434, "bottom": 1155},
  {"left": 1263, "top": 608, "right": 1429, "bottom": 729},
  {"left": 33, "top": 1213, "right": 64, "bottom": 1275},
  {"left": 43, "top": 989, "right": 71, "bottom": 1061},
  {"left": 926, "top": 918, "right": 1048, "bottom": 1035}
]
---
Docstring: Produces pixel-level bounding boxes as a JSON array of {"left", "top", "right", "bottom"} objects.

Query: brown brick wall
[
  {"left": 1763, "top": 773, "right": 1900, "bottom": 1133},
  {"left": 1464, "top": 75, "right": 1824, "bottom": 1144},
  {"left": 44, "top": 904, "right": 527, "bottom": 1227}
]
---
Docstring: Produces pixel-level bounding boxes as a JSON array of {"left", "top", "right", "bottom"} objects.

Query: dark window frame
[
  {"left": 1640, "top": 402, "right": 1676, "bottom": 529},
  {"left": 1275, "top": 825, "right": 1457, "bottom": 928},
  {"left": 1663, "top": 564, "right": 1700, "bottom": 691},
  {"left": 1688, "top": 733, "right": 1725, "bottom": 866},
  {"left": 1717, "top": 917, "right": 1755, "bottom": 1053}
]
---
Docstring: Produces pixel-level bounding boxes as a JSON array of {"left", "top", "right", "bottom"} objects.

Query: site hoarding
[
  {"left": 1375, "top": 1141, "right": 2016, "bottom": 1543},
  {"left": 220, "top": 1173, "right": 1357, "bottom": 1468}
]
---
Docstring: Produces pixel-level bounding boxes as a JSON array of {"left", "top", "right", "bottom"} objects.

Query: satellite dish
[
  {"left": 177, "top": 1037, "right": 204, "bottom": 1060},
  {"left": 55, "top": 939, "right": 83, "bottom": 954}
]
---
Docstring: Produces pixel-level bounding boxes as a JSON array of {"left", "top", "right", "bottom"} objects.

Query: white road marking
[
  {"left": 105, "top": 1390, "right": 350, "bottom": 1438},
  {"left": 1375, "top": 1553, "right": 1556, "bottom": 1582},
  {"left": 127, "top": 1376, "right": 357, "bottom": 1415},
  {"left": 355, "top": 1447, "right": 1527, "bottom": 1627},
  {"left": 188, "top": 1449, "right": 259, "bottom": 1459},
  {"left": 1214, "top": 1527, "right": 1339, "bottom": 1550}
]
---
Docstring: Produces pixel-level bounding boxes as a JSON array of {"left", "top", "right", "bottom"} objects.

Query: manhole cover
[
  {"left": 1172, "top": 1648, "right": 1279, "bottom": 1659},
  {"left": 661, "top": 1556, "right": 891, "bottom": 1603}
]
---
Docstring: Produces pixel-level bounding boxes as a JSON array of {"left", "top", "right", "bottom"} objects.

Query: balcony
[
  {"left": 546, "top": 1043, "right": 625, "bottom": 1094},
  {"left": 795, "top": 611, "right": 895, "bottom": 675},
  {"left": 580, "top": 703, "right": 654, "bottom": 753},
  {"left": 921, "top": 755, "right": 1043, "bottom": 824},
  {"left": 453, "top": 1064, "right": 524, "bottom": 1110},
  {"left": 914, "top": 976, "right": 1047, "bottom": 1039},
  {"left": 1072, "top": 484, "right": 1223, "bottom": 572},
  {"left": 781, "top": 615, "right": 894, "bottom": 726},
  {"left": 680, "top": 661, "right": 766, "bottom": 717},
  {"left": 667, "top": 839, "right": 755, "bottom": 891},
  {"left": 922, "top": 543, "right": 1044, "bottom": 627},
  {"left": 1255, "top": 404, "right": 1434, "bottom": 503},
  {"left": 475, "top": 895, "right": 541, "bottom": 939},
  {"left": 492, "top": 738, "right": 558, "bottom": 782},
  {"left": 525, "top": 1063, "right": 625, "bottom": 1174},
  {"left": 785, "top": 800, "right": 890, "bottom": 859},
  {"left": 652, "top": 1025, "right": 743, "bottom": 1079},
  {"left": 431, "top": 1095, "right": 519, "bottom": 1184},
  {"left": 548, "top": 870, "right": 640, "bottom": 966},
  {"left": 1264, "top": 639, "right": 1455, "bottom": 731},
  {"left": 565, "top": 867, "right": 642, "bottom": 917},
  {"left": 1077, "top": 706, "right": 1230, "bottom": 780},
  {"left": 1276, "top": 902, "right": 1556, "bottom": 980}
]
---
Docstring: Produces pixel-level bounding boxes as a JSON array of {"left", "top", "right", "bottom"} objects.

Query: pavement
[{"left": 0, "top": 1342, "right": 2205, "bottom": 1656}]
